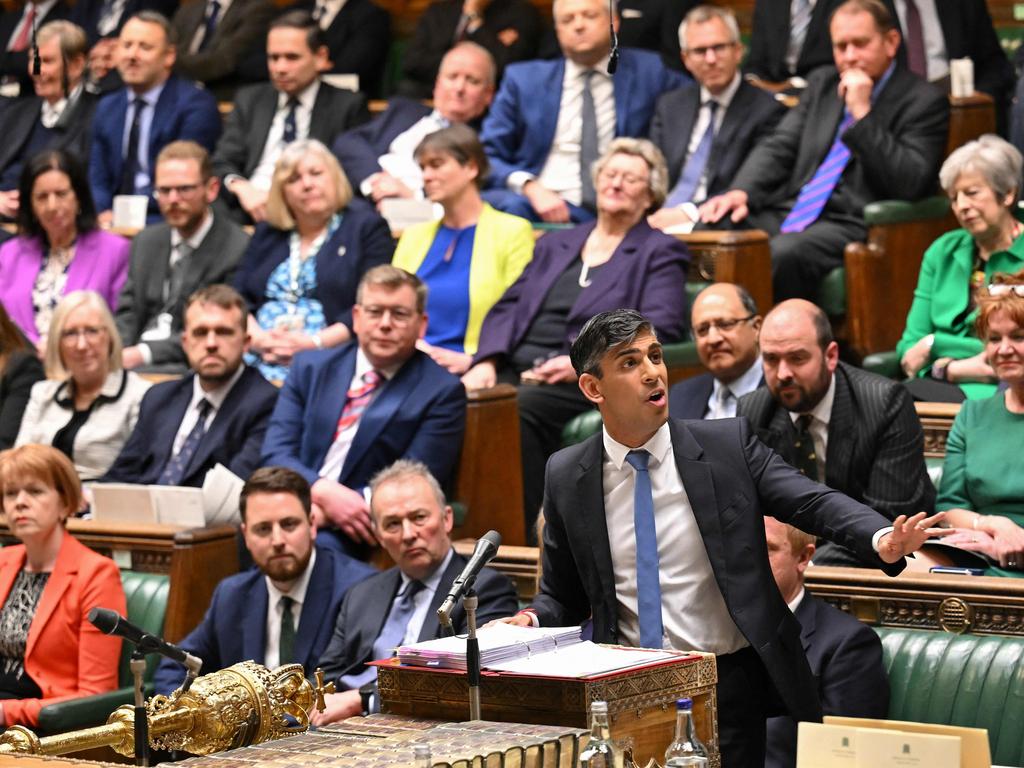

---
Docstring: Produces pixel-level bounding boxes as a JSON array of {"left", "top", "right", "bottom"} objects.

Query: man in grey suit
[
  {"left": 118, "top": 141, "right": 250, "bottom": 373},
  {"left": 214, "top": 10, "right": 368, "bottom": 223},
  {"left": 737, "top": 299, "right": 935, "bottom": 566}
]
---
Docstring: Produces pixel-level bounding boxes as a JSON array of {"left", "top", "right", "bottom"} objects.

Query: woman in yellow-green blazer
[{"left": 393, "top": 124, "right": 533, "bottom": 374}]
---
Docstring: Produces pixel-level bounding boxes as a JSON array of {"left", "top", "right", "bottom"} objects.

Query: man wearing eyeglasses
[
  {"left": 116, "top": 141, "right": 250, "bottom": 373},
  {"left": 669, "top": 282, "right": 764, "bottom": 419},
  {"left": 737, "top": 299, "right": 934, "bottom": 566},
  {"left": 261, "top": 265, "right": 467, "bottom": 556},
  {"left": 647, "top": 5, "right": 784, "bottom": 234}
]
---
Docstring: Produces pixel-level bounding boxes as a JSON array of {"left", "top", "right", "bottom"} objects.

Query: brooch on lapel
[{"left": 337, "top": 246, "right": 347, "bottom": 258}]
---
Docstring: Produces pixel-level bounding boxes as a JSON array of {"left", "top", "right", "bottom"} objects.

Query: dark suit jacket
[
  {"left": 70, "top": 0, "right": 179, "bottom": 44},
  {"left": 0, "top": 0, "right": 71, "bottom": 95},
  {"left": 473, "top": 220, "right": 690, "bottom": 365},
  {"left": 745, "top": 0, "right": 843, "bottom": 83},
  {"left": 171, "top": 0, "right": 275, "bottom": 90},
  {"left": 737, "top": 362, "right": 935, "bottom": 524},
  {"left": 0, "top": 90, "right": 98, "bottom": 188},
  {"left": 765, "top": 594, "right": 889, "bottom": 768},
  {"left": 0, "top": 350, "right": 44, "bottom": 449},
  {"left": 103, "top": 365, "right": 279, "bottom": 486},
  {"left": 291, "top": 0, "right": 390, "bottom": 94},
  {"left": 531, "top": 417, "right": 903, "bottom": 723},
  {"left": 232, "top": 200, "right": 393, "bottom": 332},
  {"left": 261, "top": 343, "right": 466, "bottom": 490},
  {"left": 331, "top": 97, "right": 433, "bottom": 189},
  {"left": 317, "top": 551, "right": 519, "bottom": 684},
  {"left": 668, "top": 371, "right": 767, "bottom": 420},
  {"left": 89, "top": 76, "right": 222, "bottom": 213},
  {"left": 399, "top": 0, "right": 541, "bottom": 97},
  {"left": 153, "top": 545, "right": 377, "bottom": 694},
  {"left": 731, "top": 64, "right": 949, "bottom": 223},
  {"left": 650, "top": 79, "right": 785, "bottom": 196},
  {"left": 481, "top": 49, "right": 690, "bottom": 188},
  {"left": 213, "top": 81, "right": 369, "bottom": 183},
  {"left": 114, "top": 214, "right": 251, "bottom": 366}
]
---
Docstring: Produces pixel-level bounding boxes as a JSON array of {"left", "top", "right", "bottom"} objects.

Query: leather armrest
[
  {"left": 863, "top": 197, "right": 950, "bottom": 226},
  {"left": 862, "top": 350, "right": 900, "bottom": 379},
  {"left": 36, "top": 684, "right": 153, "bottom": 735}
]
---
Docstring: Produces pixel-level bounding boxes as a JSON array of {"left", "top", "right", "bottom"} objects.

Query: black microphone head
[
  {"left": 607, "top": 47, "right": 619, "bottom": 76},
  {"left": 88, "top": 607, "right": 121, "bottom": 635},
  {"left": 482, "top": 530, "right": 502, "bottom": 550}
]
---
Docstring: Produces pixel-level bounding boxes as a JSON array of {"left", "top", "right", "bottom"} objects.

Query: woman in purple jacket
[{"left": 0, "top": 151, "right": 130, "bottom": 353}]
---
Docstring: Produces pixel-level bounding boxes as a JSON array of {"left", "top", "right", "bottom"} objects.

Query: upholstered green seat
[
  {"left": 36, "top": 570, "right": 169, "bottom": 735},
  {"left": 877, "top": 627, "right": 1024, "bottom": 767}
]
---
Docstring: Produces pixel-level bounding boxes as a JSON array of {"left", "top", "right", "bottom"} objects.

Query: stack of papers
[{"left": 396, "top": 624, "right": 581, "bottom": 670}]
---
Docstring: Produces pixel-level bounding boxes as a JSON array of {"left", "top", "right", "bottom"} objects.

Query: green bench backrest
[{"left": 118, "top": 570, "right": 170, "bottom": 686}]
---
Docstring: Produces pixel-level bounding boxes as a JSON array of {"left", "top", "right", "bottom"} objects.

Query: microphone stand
[
  {"left": 463, "top": 589, "right": 481, "bottom": 721},
  {"left": 129, "top": 649, "right": 149, "bottom": 767}
]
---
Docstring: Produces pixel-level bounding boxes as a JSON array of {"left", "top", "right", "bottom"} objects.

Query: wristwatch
[{"left": 930, "top": 357, "right": 954, "bottom": 382}]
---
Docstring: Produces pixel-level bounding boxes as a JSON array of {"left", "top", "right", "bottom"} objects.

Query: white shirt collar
[
  {"left": 566, "top": 54, "right": 612, "bottom": 81},
  {"left": 355, "top": 346, "right": 402, "bottom": 382},
  {"left": 714, "top": 356, "right": 763, "bottom": 400},
  {"left": 128, "top": 79, "right": 166, "bottom": 104},
  {"left": 787, "top": 586, "right": 806, "bottom": 613},
  {"left": 277, "top": 79, "right": 320, "bottom": 111},
  {"left": 170, "top": 209, "right": 215, "bottom": 250},
  {"left": 788, "top": 372, "right": 836, "bottom": 428},
  {"left": 265, "top": 548, "right": 317, "bottom": 605},
  {"left": 40, "top": 83, "right": 82, "bottom": 127},
  {"left": 190, "top": 360, "right": 245, "bottom": 410},
  {"left": 602, "top": 420, "right": 672, "bottom": 472},
  {"left": 399, "top": 546, "right": 454, "bottom": 592},
  {"left": 699, "top": 71, "right": 742, "bottom": 109}
]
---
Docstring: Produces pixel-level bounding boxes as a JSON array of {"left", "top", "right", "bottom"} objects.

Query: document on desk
[
  {"left": 397, "top": 624, "right": 582, "bottom": 670},
  {"left": 487, "top": 641, "right": 677, "bottom": 678}
]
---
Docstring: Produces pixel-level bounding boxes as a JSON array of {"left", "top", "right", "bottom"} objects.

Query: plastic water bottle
[
  {"left": 664, "top": 698, "right": 708, "bottom": 767},
  {"left": 412, "top": 743, "right": 431, "bottom": 768},
  {"left": 579, "top": 701, "right": 618, "bottom": 767}
]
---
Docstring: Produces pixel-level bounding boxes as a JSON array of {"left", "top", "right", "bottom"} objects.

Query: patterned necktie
[
  {"left": 335, "top": 370, "right": 382, "bottom": 437},
  {"left": 282, "top": 97, "right": 299, "bottom": 144},
  {"left": 166, "top": 242, "right": 192, "bottom": 305},
  {"left": 712, "top": 384, "right": 734, "bottom": 420},
  {"left": 279, "top": 595, "right": 297, "bottom": 665},
  {"left": 625, "top": 450, "right": 663, "bottom": 649},
  {"left": 198, "top": 0, "right": 221, "bottom": 51},
  {"left": 579, "top": 70, "right": 599, "bottom": 211},
  {"left": 786, "top": 0, "right": 812, "bottom": 74},
  {"left": 903, "top": 0, "right": 927, "bottom": 79},
  {"left": 665, "top": 100, "right": 719, "bottom": 207},
  {"left": 780, "top": 112, "right": 856, "bottom": 233},
  {"left": 159, "top": 399, "right": 212, "bottom": 486},
  {"left": 792, "top": 414, "right": 819, "bottom": 481},
  {"left": 119, "top": 97, "right": 146, "bottom": 196},
  {"left": 9, "top": 4, "right": 35, "bottom": 52}
]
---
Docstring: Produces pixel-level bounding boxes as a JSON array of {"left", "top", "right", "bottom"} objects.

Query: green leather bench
[{"left": 36, "top": 570, "right": 169, "bottom": 735}]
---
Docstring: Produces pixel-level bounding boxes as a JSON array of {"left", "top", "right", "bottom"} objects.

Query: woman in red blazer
[{"left": 0, "top": 444, "right": 125, "bottom": 728}]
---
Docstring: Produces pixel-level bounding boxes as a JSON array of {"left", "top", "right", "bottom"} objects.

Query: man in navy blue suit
[
  {"left": 104, "top": 284, "right": 279, "bottom": 489},
  {"left": 763, "top": 516, "right": 888, "bottom": 768},
  {"left": 480, "top": 0, "right": 688, "bottom": 223},
  {"left": 668, "top": 283, "right": 763, "bottom": 420},
  {"left": 261, "top": 265, "right": 466, "bottom": 555},
  {"left": 153, "top": 466, "right": 375, "bottom": 693},
  {"left": 89, "top": 11, "right": 222, "bottom": 224}
]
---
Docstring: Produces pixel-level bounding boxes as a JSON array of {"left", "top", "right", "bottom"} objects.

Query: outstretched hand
[{"left": 877, "top": 511, "right": 949, "bottom": 563}]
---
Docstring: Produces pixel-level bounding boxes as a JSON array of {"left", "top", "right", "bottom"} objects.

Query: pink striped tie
[{"left": 335, "top": 370, "right": 382, "bottom": 437}]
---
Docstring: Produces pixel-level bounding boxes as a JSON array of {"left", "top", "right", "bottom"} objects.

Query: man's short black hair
[
  {"left": 269, "top": 10, "right": 326, "bottom": 53},
  {"left": 570, "top": 309, "right": 654, "bottom": 378},
  {"left": 239, "top": 466, "right": 312, "bottom": 522}
]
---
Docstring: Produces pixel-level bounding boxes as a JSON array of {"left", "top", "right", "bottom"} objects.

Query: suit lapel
[
  {"left": 420, "top": 554, "right": 464, "bottom": 641},
  {"left": 824, "top": 367, "right": 855, "bottom": 492},
  {"left": 294, "top": 550, "right": 331, "bottom": 665},
  {"left": 535, "top": 60, "right": 565, "bottom": 156},
  {"left": 250, "top": 89, "right": 279, "bottom": 174},
  {"left": 243, "top": 575, "right": 270, "bottom": 663},
  {"left": 0, "top": 548, "right": 26, "bottom": 618},
  {"left": 576, "top": 436, "right": 617, "bottom": 616},
  {"left": 795, "top": 593, "right": 816, "bottom": 653},
  {"left": 0, "top": 101, "right": 40, "bottom": 170},
  {"left": 365, "top": 570, "right": 402, "bottom": 654},
  {"left": 670, "top": 89, "right": 700, "bottom": 183},
  {"left": 156, "top": 379, "right": 196, "bottom": 475},
  {"left": 310, "top": 87, "right": 335, "bottom": 144},
  {"left": 185, "top": 368, "right": 254, "bottom": 479},
  {"left": 709, "top": 85, "right": 749, "bottom": 187},
  {"left": 570, "top": 222, "right": 647, "bottom": 322},
  {"left": 150, "top": 80, "right": 178, "bottom": 167},
  {"left": 25, "top": 534, "right": 77, "bottom": 659},
  {"left": 315, "top": 347, "right": 358, "bottom": 467},
  {"left": 762, "top": 405, "right": 796, "bottom": 465}
]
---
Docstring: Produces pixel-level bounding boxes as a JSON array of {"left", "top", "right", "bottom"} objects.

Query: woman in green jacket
[{"left": 896, "top": 135, "right": 1024, "bottom": 401}]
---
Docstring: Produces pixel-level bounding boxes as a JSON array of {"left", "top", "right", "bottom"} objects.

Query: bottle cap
[
  {"left": 592, "top": 700, "right": 609, "bottom": 715},
  {"left": 676, "top": 697, "right": 693, "bottom": 710}
]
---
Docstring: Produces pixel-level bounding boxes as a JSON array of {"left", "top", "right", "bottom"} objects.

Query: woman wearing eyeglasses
[
  {"left": 461, "top": 138, "right": 689, "bottom": 536},
  {"left": 0, "top": 151, "right": 129, "bottom": 355},
  {"left": 896, "top": 135, "right": 1024, "bottom": 402},
  {"left": 15, "top": 292, "right": 151, "bottom": 481},
  {"left": 917, "top": 273, "right": 1024, "bottom": 576},
  {"left": 233, "top": 140, "right": 394, "bottom": 382}
]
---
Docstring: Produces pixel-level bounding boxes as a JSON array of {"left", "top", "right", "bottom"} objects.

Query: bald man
[
  {"left": 668, "top": 283, "right": 763, "bottom": 420},
  {"left": 737, "top": 299, "right": 934, "bottom": 566}
]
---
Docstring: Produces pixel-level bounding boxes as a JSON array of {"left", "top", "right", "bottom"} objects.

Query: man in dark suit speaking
[
  {"left": 502, "top": 308, "right": 942, "bottom": 767},
  {"left": 312, "top": 460, "right": 518, "bottom": 724}
]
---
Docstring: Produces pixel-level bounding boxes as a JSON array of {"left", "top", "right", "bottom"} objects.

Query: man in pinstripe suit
[{"left": 737, "top": 299, "right": 934, "bottom": 566}]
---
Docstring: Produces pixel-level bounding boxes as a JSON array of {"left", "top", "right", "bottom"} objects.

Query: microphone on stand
[{"left": 437, "top": 530, "right": 502, "bottom": 629}]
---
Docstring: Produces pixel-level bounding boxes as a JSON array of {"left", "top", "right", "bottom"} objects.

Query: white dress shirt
[
  {"left": 397, "top": 547, "right": 454, "bottom": 646},
  {"left": 40, "top": 84, "right": 82, "bottom": 129},
  {"left": 313, "top": 0, "right": 349, "bottom": 30},
  {"left": 189, "top": 0, "right": 235, "bottom": 53},
  {"left": 248, "top": 80, "right": 321, "bottom": 191},
  {"left": 170, "top": 364, "right": 246, "bottom": 456},
  {"left": 368, "top": 110, "right": 450, "bottom": 195},
  {"left": 706, "top": 357, "right": 764, "bottom": 420},
  {"left": 509, "top": 57, "right": 616, "bottom": 204},
  {"left": 787, "top": 587, "right": 806, "bottom": 614},
  {"left": 893, "top": 0, "right": 949, "bottom": 82},
  {"left": 787, "top": 374, "right": 836, "bottom": 482},
  {"left": 683, "top": 73, "right": 743, "bottom": 204},
  {"left": 263, "top": 548, "right": 317, "bottom": 668},
  {"left": 602, "top": 423, "right": 748, "bottom": 655},
  {"left": 122, "top": 80, "right": 167, "bottom": 193}
]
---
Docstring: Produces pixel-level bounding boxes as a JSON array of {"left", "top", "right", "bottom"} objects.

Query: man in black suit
[
  {"left": 215, "top": 10, "right": 368, "bottom": 223},
  {"left": 105, "top": 284, "right": 279, "bottom": 487},
  {"left": 502, "top": 308, "right": 940, "bottom": 767},
  {"left": 701, "top": 0, "right": 949, "bottom": 302},
  {"left": 737, "top": 299, "right": 935, "bottom": 566},
  {"left": 331, "top": 41, "right": 495, "bottom": 208},
  {"left": 294, "top": 0, "right": 389, "bottom": 96},
  {"left": 763, "top": 516, "right": 888, "bottom": 768},
  {"left": 668, "top": 283, "right": 763, "bottom": 420},
  {"left": 649, "top": 5, "right": 785, "bottom": 233},
  {"left": 312, "top": 459, "right": 518, "bottom": 723},
  {"left": 0, "top": 20, "right": 96, "bottom": 220},
  {"left": 118, "top": 141, "right": 250, "bottom": 372},
  {"left": 0, "top": 0, "right": 72, "bottom": 98},
  {"left": 745, "top": 0, "right": 844, "bottom": 84}
]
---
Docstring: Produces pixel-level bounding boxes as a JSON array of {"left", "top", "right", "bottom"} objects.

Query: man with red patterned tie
[
  {"left": 261, "top": 265, "right": 466, "bottom": 556},
  {"left": 700, "top": 0, "right": 948, "bottom": 303}
]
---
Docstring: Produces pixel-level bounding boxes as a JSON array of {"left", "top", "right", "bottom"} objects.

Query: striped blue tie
[
  {"left": 780, "top": 112, "right": 856, "bottom": 233},
  {"left": 665, "top": 101, "right": 719, "bottom": 208},
  {"left": 625, "top": 449, "right": 663, "bottom": 649}
]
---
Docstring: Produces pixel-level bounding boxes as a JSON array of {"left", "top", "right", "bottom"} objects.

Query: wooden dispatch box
[{"left": 377, "top": 649, "right": 720, "bottom": 768}]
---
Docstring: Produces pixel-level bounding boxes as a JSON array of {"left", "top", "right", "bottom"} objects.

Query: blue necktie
[
  {"left": 665, "top": 100, "right": 719, "bottom": 207},
  {"left": 780, "top": 112, "right": 856, "bottom": 233},
  {"left": 159, "top": 399, "right": 212, "bottom": 486},
  {"left": 282, "top": 97, "right": 299, "bottom": 144},
  {"left": 339, "top": 579, "right": 425, "bottom": 695},
  {"left": 625, "top": 450, "right": 663, "bottom": 649},
  {"left": 198, "top": 0, "right": 220, "bottom": 51},
  {"left": 119, "top": 97, "right": 145, "bottom": 195},
  {"left": 580, "top": 70, "right": 598, "bottom": 210}
]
